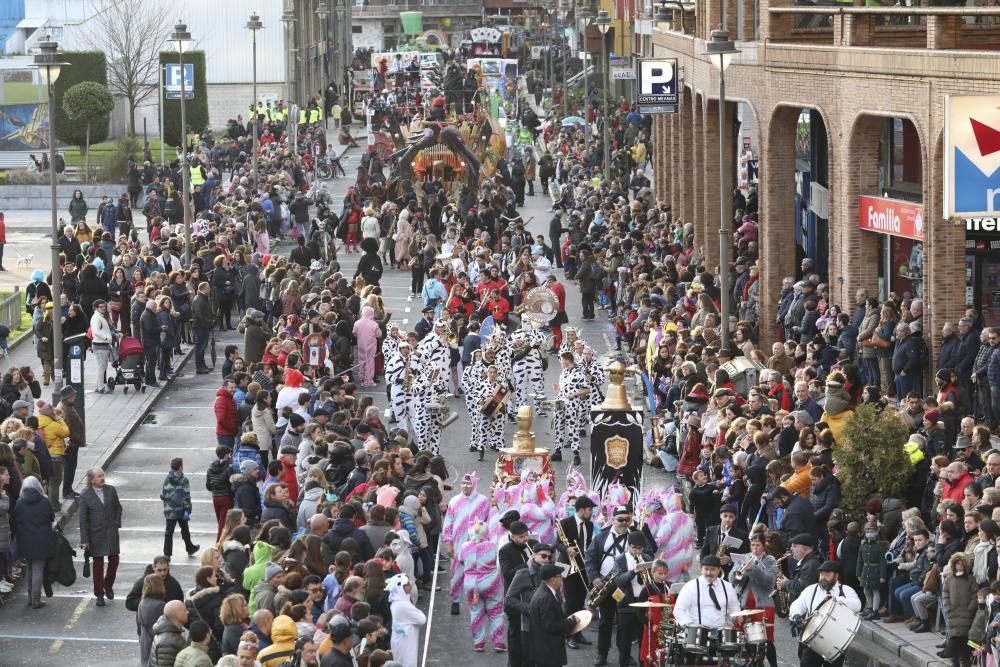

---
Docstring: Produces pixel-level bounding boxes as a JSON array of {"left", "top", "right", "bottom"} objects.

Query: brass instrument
[
  {"left": 733, "top": 554, "right": 760, "bottom": 597},
  {"left": 555, "top": 521, "right": 589, "bottom": 587},
  {"left": 521, "top": 286, "right": 560, "bottom": 325},
  {"left": 770, "top": 553, "right": 792, "bottom": 618},
  {"left": 403, "top": 354, "right": 414, "bottom": 392},
  {"left": 634, "top": 554, "right": 655, "bottom": 586}
]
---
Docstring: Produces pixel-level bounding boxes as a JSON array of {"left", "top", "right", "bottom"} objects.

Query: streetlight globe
[
  {"left": 595, "top": 9, "right": 612, "bottom": 34},
  {"left": 32, "top": 39, "right": 69, "bottom": 85},
  {"left": 316, "top": 0, "right": 330, "bottom": 20},
  {"left": 703, "top": 27, "right": 739, "bottom": 72},
  {"left": 171, "top": 21, "right": 192, "bottom": 53}
]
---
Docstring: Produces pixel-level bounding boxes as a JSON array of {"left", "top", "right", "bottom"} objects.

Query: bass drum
[{"left": 800, "top": 597, "right": 861, "bottom": 662}]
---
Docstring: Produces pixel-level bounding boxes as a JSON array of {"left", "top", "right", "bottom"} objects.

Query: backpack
[{"left": 589, "top": 261, "right": 602, "bottom": 282}]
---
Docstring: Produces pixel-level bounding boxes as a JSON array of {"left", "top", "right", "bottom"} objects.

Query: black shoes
[
  {"left": 95, "top": 596, "right": 105, "bottom": 607},
  {"left": 573, "top": 453, "right": 582, "bottom": 466},
  {"left": 186, "top": 544, "right": 200, "bottom": 556},
  {"left": 575, "top": 633, "right": 592, "bottom": 645},
  {"left": 594, "top": 657, "right": 608, "bottom": 666},
  {"left": 450, "top": 602, "right": 460, "bottom": 615},
  {"left": 550, "top": 450, "right": 563, "bottom": 462},
  {"left": 477, "top": 449, "right": 484, "bottom": 462},
  {"left": 105, "top": 586, "right": 114, "bottom": 600}
]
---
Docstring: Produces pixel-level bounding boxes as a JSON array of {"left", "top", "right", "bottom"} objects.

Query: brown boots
[{"left": 29, "top": 592, "right": 45, "bottom": 609}]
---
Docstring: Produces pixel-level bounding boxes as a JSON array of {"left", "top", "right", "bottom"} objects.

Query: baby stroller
[{"left": 107, "top": 335, "right": 147, "bottom": 394}]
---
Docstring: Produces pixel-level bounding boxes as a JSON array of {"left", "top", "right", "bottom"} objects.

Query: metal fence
[{"left": 0, "top": 287, "right": 23, "bottom": 333}]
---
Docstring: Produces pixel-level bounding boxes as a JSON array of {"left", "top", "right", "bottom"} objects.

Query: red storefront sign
[{"left": 859, "top": 195, "right": 924, "bottom": 241}]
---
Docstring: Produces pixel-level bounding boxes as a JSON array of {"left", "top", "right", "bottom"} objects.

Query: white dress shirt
[
  {"left": 673, "top": 576, "right": 742, "bottom": 629},
  {"left": 788, "top": 581, "right": 862, "bottom": 620}
]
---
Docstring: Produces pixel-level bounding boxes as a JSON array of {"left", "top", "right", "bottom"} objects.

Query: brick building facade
[{"left": 649, "top": 2, "right": 1000, "bottom": 356}]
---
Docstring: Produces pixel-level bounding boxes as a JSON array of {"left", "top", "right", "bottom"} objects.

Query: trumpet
[{"left": 733, "top": 554, "right": 760, "bottom": 597}]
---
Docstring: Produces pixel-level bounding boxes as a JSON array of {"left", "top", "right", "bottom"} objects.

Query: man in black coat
[
  {"left": 498, "top": 521, "right": 532, "bottom": 592},
  {"left": 125, "top": 555, "right": 185, "bottom": 620},
  {"left": 772, "top": 487, "right": 817, "bottom": 549},
  {"left": 557, "top": 496, "right": 596, "bottom": 649},
  {"left": 324, "top": 504, "right": 374, "bottom": 560},
  {"left": 778, "top": 533, "right": 822, "bottom": 604},
  {"left": 78, "top": 467, "right": 123, "bottom": 606},
  {"left": 699, "top": 504, "right": 750, "bottom": 576},
  {"left": 609, "top": 533, "right": 653, "bottom": 667},
  {"left": 139, "top": 298, "right": 163, "bottom": 388},
  {"left": 505, "top": 541, "right": 551, "bottom": 667},
  {"left": 526, "top": 564, "right": 576, "bottom": 667}
]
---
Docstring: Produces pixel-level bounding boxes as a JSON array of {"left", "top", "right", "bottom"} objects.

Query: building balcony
[{"left": 351, "top": 0, "right": 482, "bottom": 19}]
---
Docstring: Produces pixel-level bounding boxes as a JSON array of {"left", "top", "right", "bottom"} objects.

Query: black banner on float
[{"left": 589, "top": 408, "right": 644, "bottom": 506}]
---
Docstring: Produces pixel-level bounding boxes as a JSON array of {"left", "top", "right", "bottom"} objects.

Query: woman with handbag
[{"left": 108, "top": 267, "right": 132, "bottom": 333}]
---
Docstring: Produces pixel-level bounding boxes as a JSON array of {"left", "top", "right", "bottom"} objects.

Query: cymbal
[
  {"left": 729, "top": 609, "right": 766, "bottom": 618},
  {"left": 629, "top": 601, "right": 673, "bottom": 609},
  {"left": 566, "top": 610, "right": 593, "bottom": 635}
]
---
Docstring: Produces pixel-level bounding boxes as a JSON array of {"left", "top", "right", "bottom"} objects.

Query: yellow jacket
[
  {"left": 257, "top": 616, "right": 297, "bottom": 667},
  {"left": 781, "top": 464, "right": 813, "bottom": 498},
  {"left": 38, "top": 413, "right": 70, "bottom": 456}
]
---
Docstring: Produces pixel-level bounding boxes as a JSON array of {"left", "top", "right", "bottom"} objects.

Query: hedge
[
  {"left": 159, "top": 50, "right": 208, "bottom": 149},
  {"left": 53, "top": 52, "right": 109, "bottom": 147}
]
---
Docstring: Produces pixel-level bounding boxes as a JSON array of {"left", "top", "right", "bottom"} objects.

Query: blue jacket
[
  {"left": 892, "top": 335, "right": 921, "bottom": 377},
  {"left": 160, "top": 469, "right": 192, "bottom": 520},
  {"left": 232, "top": 443, "right": 264, "bottom": 479},
  {"left": 937, "top": 335, "right": 960, "bottom": 372}
]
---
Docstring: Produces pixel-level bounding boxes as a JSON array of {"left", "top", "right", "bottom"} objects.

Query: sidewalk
[
  {"left": 5, "top": 324, "right": 195, "bottom": 526},
  {"left": 859, "top": 617, "right": 950, "bottom": 666}
]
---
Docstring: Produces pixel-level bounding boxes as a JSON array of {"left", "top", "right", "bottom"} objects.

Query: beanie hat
[
  {"left": 265, "top": 562, "right": 283, "bottom": 581},
  {"left": 240, "top": 460, "right": 258, "bottom": 476}
]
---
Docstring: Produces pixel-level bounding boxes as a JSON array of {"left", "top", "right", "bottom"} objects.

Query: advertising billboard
[{"left": 945, "top": 95, "right": 1000, "bottom": 218}]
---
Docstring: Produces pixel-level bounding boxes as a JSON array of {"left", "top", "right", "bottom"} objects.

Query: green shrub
[
  {"left": 103, "top": 138, "right": 141, "bottom": 182},
  {"left": 53, "top": 52, "right": 109, "bottom": 148},
  {"left": 837, "top": 404, "right": 913, "bottom": 515}
]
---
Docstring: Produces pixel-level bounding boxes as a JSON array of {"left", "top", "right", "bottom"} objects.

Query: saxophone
[
  {"left": 770, "top": 553, "right": 792, "bottom": 618},
  {"left": 403, "top": 354, "right": 414, "bottom": 392}
]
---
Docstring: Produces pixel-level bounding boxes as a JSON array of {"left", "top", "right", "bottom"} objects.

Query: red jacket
[
  {"left": 214, "top": 387, "right": 238, "bottom": 436},
  {"left": 280, "top": 459, "right": 299, "bottom": 501},
  {"left": 941, "top": 472, "right": 975, "bottom": 504}
]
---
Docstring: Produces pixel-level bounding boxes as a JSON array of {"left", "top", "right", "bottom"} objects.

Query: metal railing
[{"left": 0, "top": 288, "right": 23, "bottom": 334}]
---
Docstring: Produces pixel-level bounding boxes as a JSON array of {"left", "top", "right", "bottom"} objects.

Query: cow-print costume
[
  {"left": 461, "top": 354, "right": 487, "bottom": 452},
  {"left": 386, "top": 347, "right": 419, "bottom": 438},
  {"left": 417, "top": 330, "right": 450, "bottom": 379},
  {"left": 476, "top": 376, "right": 507, "bottom": 452},
  {"left": 410, "top": 365, "right": 449, "bottom": 455},
  {"left": 508, "top": 327, "right": 546, "bottom": 412},
  {"left": 580, "top": 358, "right": 607, "bottom": 410},
  {"left": 553, "top": 361, "right": 590, "bottom": 454}
]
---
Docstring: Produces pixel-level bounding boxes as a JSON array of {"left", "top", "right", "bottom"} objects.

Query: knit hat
[
  {"left": 240, "top": 460, "right": 258, "bottom": 476},
  {"left": 864, "top": 498, "right": 883, "bottom": 515},
  {"left": 264, "top": 562, "right": 284, "bottom": 582},
  {"left": 923, "top": 409, "right": 940, "bottom": 426}
]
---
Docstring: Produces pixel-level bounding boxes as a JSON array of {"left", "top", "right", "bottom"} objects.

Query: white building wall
[{"left": 352, "top": 20, "right": 384, "bottom": 51}]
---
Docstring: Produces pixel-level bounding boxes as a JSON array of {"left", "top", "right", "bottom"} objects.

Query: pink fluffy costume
[
  {"left": 458, "top": 521, "right": 507, "bottom": 652},
  {"left": 442, "top": 472, "right": 490, "bottom": 610},
  {"left": 352, "top": 305, "right": 382, "bottom": 386}
]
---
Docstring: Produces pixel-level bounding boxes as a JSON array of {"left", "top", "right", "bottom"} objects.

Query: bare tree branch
[{"left": 82, "top": 0, "right": 171, "bottom": 136}]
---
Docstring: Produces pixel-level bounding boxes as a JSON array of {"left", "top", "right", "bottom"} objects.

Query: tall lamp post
[
  {"left": 171, "top": 21, "right": 192, "bottom": 267},
  {"left": 579, "top": 7, "right": 593, "bottom": 121},
  {"left": 703, "top": 27, "right": 740, "bottom": 354},
  {"left": 595, "top": 10, "right": 612, "bottom": 184},
  {"left": 561, "top": 9, "right": 568, "bottom": 116},
  {"left": 32, "top": 39, "right": 69, "bottom": 397},
  {"left": 316, "top": 1, "right": 330, "bottom": 129},
  {"left": 247, "top": 13, "right": 263, "bottom": 189}
]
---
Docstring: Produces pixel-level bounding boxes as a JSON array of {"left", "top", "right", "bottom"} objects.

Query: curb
[
  {"left": 858, "top": 620, "right": 949, "bottom": 667},
  {"left": 52, "top": 341, "right": 198, "bottom": 532}
]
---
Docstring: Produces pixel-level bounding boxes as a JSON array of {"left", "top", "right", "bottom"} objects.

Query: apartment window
[{"left": 353, "top": 25, "right": 363, "bottom": 33}]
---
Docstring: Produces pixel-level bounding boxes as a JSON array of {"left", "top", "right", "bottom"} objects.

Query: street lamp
[
  {"left": 247, "top": 13, "right": 263, "bottom": 189},
  {"left": 655, "top": 0, "right": 695, "bottom": 34},
  {"left": 579, "top": 6, "right": 593, "bottom": 120},
  {"left": 316, "top": 1, "right": 330, "bottom": 129},
  {"left": 595, "top": 10, "right": 612, "bottom": 184},
  {"left": 170, "top": 20, "right": 192, "bottom": 267},
  {"left": 703, "top": 27, "right": 740, "bottom": 355},
  {"left": 281, "top": 9, "right": 297, "bottom": 108},
  {"left": 31, "top": 39, "right": 69, "bottom": 398}
]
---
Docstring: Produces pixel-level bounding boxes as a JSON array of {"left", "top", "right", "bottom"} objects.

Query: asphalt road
[{"left": 0, "top": 163, "right": 901, "bottom": 665}]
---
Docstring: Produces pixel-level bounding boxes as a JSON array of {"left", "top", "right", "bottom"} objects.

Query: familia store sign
[{"left": 859, "top": 195, "right": 924, "bottom": 241}]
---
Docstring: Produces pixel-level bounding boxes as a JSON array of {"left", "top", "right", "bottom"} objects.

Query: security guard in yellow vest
[
  {"left": 189, "top": 159, "right": 205, "bottom": 190},
  {"left": 309, "top": 106, "right": 321, "bottom": 124}
]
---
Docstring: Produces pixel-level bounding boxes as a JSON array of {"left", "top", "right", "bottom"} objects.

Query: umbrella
[{"left": 561, "top": 116, "right": 586, "bottom": 126}]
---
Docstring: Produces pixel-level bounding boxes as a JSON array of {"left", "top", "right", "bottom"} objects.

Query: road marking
[
  {"left": 0, "top": 634, "right": 138, "bottom": 644},
  {"left": 52, "top": 596, "right": 90, "bottom": 652},
  {"left": 115, "top": 497, "right": 212, "bottom": 503}
]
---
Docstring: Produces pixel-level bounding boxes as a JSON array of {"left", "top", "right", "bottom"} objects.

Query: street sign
[
  {"left": 945, "top": 95, "right": 1000, "bottom": 217},
  {"left": 636, "top": 58, "right": 678, "bottom": 114},
  {"left": 637, "top": 104, "right": 676, "bottom": 114},
  {"left": 164, "top": 63, "right": 194, "bottom": 100},
  {"left": 609, "top": 54, "right": 629, "bottom": 68},
  {"left": 611, "top": 68, "right": 636, "bottom": 80}
]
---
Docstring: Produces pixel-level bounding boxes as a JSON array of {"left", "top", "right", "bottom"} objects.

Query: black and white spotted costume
[
  {"left": 417, "top": 331, "right": 450, "bottom": 381},
  {"left": 461, "top": 356, "right": 487, "bottom": 451},
  {"left": 553, "top": 362, "right": 590, "bottom": 454},
  {"left": 386, "top": 348, "right": 419, "bottom": 437},
  {"left": 508, "top": 328, "right": 546, "bottom": 411},
  {"left": 476, "top": 376, "right": 507, "bottom": 451},
  {"left": 580, "top": 358, "right": 607, "bottom": 410},
  {"left": 410, "top": 366, "right": 449, "bottom": 455}
]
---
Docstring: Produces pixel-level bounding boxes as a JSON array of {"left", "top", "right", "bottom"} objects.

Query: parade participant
[
  {"left": 551, "top": 352, "right": 590, "bottom": 465},
  {"left": 788, "top": 561, "right": 861, "bottom": 667},
  {"left": 409, "top": 363, "right": 449, "bottom": 455},
  {"left": 586, "top": 505, "right": 654, "bottom": 666},
  {"left": 387, "top": 573, "right": 427, "bottom": 667},
  {"left": 499, "top": 520, "right": 532, "bottom": 591},
  {"left": 729, "top": 532, "right": 778, "bottom": 667},
  {"left": 637, "top": 560, "right": 672, "bottom": 667},
  {"left": 544, "top": 275, "right": 568, "bottom": 353},
  {"left": 386, "top": 340, "right": 418, "bottom": 437},
  {"left": 473, "top": 365, "right": 507, "bottom": 460},
  {"left": 673, "top": 555, "right": 742, "bottom": 629},
  {"left": 526, "top": 564, "right": 576, "bottom": 667},
  {"left": 442, "top": 472, "right": 490, "bottom": 615},
  {"left": 462, "top": 349, "right": 487, "bottom": 454},
  {"left": 459, "top": 521, "right": 507, "bottom": 653},
  {"left": 509, "top": 325, "right": 546, "bottom": 412},
  {"left": 609, "top": 532, "right": 653, "bottom": 667},
  {"left": 558, "top": 496, "right": 596, "bottom": 649},
  {"left": 580, "top": 346, "right": 606, "bottom": 410},
  {"left": 506, "top": 541, "right": 554, "bottom": 667},
  {"left": 778, "top": 533, "right": 822, "bottom": 605},
  {"left": 700, "top": 504, "right": 750, "bottom": 576}
]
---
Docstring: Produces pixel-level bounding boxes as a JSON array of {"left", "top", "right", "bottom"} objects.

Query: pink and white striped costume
[
  {"left": 442, "top": 473, "right": 490, "bottom": 606},
  {"left": 458, "top": 522, "right": 506, "bottom": 650}
]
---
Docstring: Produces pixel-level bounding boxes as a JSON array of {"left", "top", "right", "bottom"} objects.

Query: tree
[
  {"left": 63, "top": 81, "right": 114, "bottom": 181},
  {"left": 53, "top": 52, "right": 109, "bottom": 148},
  {"left": 836, "top": 404, "right": 913, "bottom": 515},
  {"left": 83, "top": 0, "right": 171, "bottom": 137}
]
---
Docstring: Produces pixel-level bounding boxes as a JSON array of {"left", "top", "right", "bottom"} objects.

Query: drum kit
[{"left": 651, "top": 609, "right": 772, "bottom": 666}]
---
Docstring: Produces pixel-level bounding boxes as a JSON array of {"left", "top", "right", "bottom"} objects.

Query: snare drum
[
  {"left": 743, "top": 621, "right": 768, "bottom": 645},
  {"left": 800, "top": 597, "right": 862, "bottom": 662},
  {"left": 679, "top": 625, "right": 710, "bottom": 655},
  {"left": 718, "top": 627, "right": 741, "bottom": 653}
]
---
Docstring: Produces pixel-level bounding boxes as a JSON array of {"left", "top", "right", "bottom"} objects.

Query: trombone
[{"left": 555, "top": 520, "right": 590, "bottom": 588}]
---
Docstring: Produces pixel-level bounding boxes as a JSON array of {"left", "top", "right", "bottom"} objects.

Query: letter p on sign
[{"left": 641, "top": 61, "right": 674, "bottom": 95}]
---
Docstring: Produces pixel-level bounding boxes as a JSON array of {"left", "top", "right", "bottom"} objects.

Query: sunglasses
[{"left": 536, "top": 553, "right": 551, "bottom": 560}]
